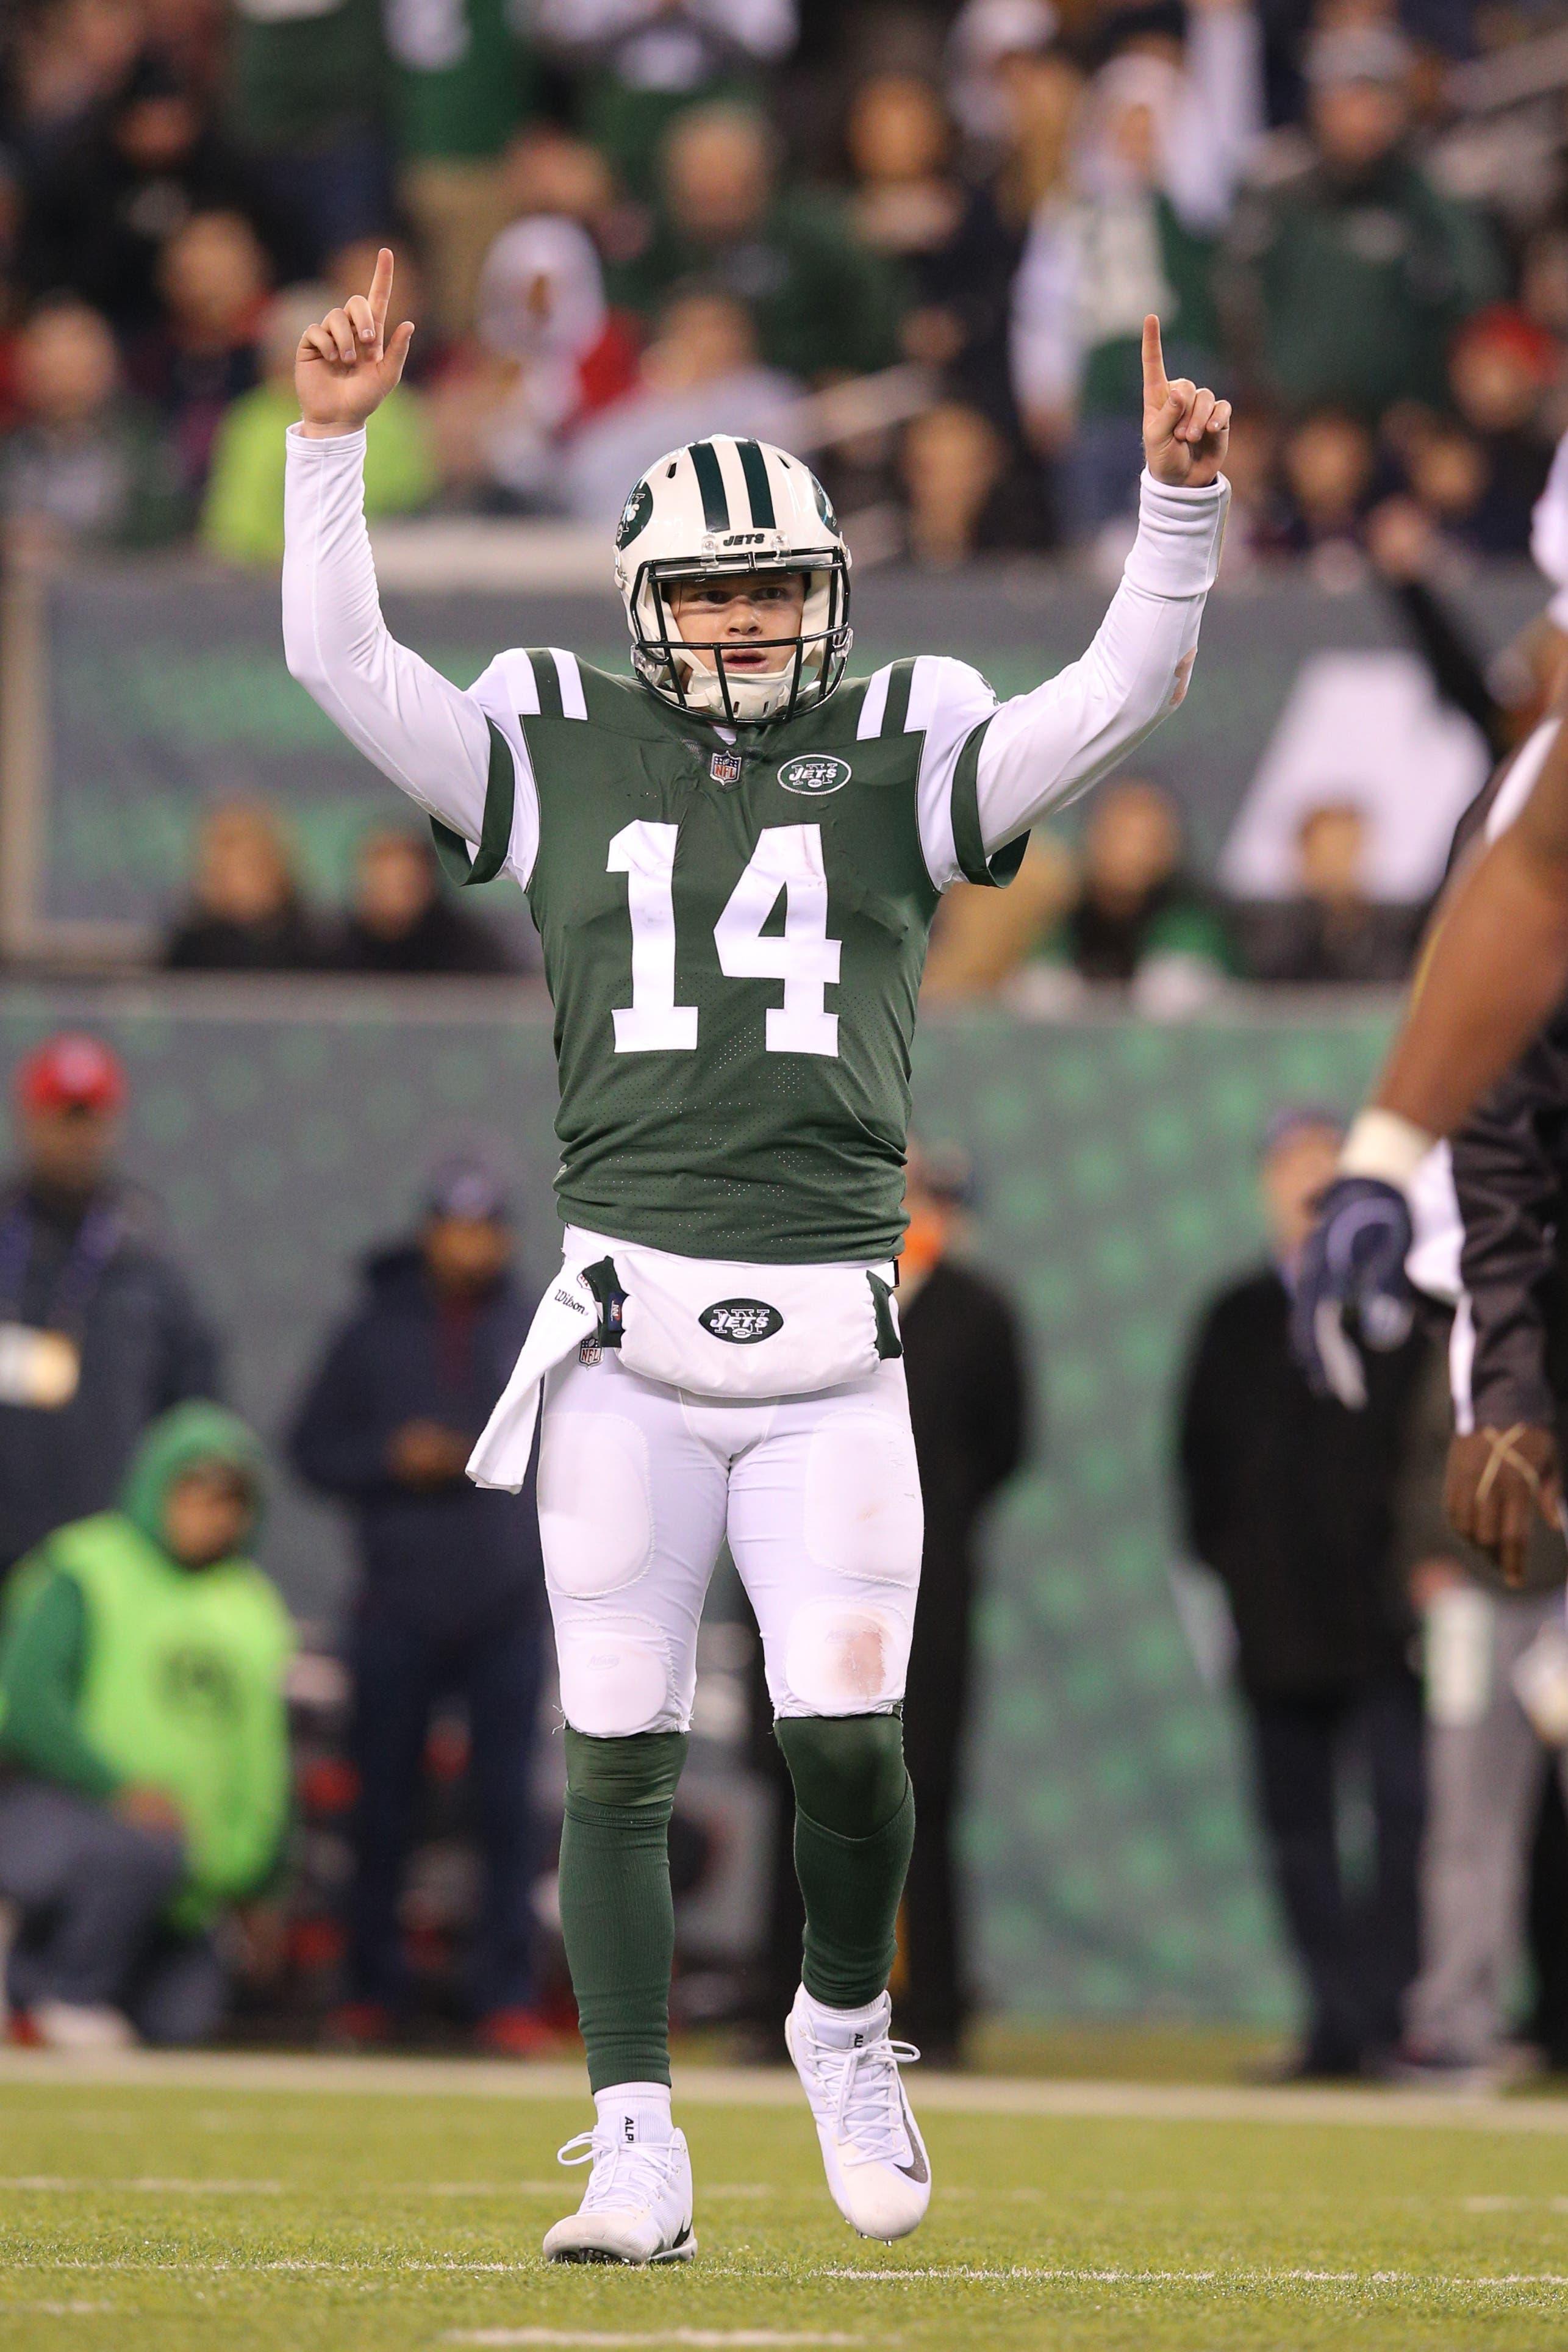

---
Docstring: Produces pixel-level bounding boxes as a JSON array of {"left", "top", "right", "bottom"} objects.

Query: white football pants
[{"left": 537, "top": 1349, "right": 924, "bottom": 1736}]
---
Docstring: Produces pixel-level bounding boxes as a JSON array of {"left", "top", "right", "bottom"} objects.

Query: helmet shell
[{"left": 613, "top": 436, "right": 853, "bottom": 726}]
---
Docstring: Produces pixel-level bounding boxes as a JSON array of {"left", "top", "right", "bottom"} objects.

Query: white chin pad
[
  {"left": 557, "top": 1612, "right": 673, "bottom": 1736},
  {"left": 803, "top": 1418, "right": 923, "bottom": 1584},
  {"left": 539, "top": 1410, "right": 654, "bottom": 1597},
  {"left": 781, "top": 1598, "right": 912, "bottom": 1715}
]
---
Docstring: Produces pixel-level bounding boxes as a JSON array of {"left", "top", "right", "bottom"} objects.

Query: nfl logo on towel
[{"left": 709, "top": 749, "right": 743, "bottom": 787}]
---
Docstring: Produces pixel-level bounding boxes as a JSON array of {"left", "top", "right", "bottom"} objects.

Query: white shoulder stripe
[
  {"left": 490, "top": 648, "right": 540, "bottom": 715},
  {"left": 904, "top": 656, "right": 941, "bottom": 736},
  {"left": 857, "top": 666, "right": 892, "bottom": 738},
  {"left": 553, "top": 647, "right": 587, "bottom": 720}
]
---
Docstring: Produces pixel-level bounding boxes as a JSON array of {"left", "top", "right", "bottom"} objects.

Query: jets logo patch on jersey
[
  {"left": 700, "top": 1299, "right": 784, "bottom": 1344},
  {"left": 709, "top": 749, "right": 743, "bottom": 786},
  {"left": 778, "top": 754, "right": 850, "bottom": 797}
]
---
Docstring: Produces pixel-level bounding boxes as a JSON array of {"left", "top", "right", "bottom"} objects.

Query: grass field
[{"left": 4, "top": 2053, "right": 1568, "bottom": 2350}]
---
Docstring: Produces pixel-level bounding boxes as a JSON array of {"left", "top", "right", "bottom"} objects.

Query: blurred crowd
[{"left": 1, "top": 0, "right": 1566, "bottom": 567}]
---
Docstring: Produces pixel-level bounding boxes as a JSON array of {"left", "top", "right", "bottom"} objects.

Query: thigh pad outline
[
  {"left": 803, "top": 1413, "right": 923, "bottom": 1587},
  {"left": 539, "top": 1408, "right": 654, "bottom": 1599}
]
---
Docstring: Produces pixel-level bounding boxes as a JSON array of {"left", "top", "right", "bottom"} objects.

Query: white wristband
[{"left": 1339, "top": 1108, "right": 1435, "bottom": 1192}]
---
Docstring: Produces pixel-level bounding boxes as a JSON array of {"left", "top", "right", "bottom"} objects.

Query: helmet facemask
[{"left": 627, "top": 549, "right": 851, "bottom": 726}]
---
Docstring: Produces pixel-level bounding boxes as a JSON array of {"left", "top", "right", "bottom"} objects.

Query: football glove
[{"left": 1290, "top": 1174, "right": 1414, "bottom": 1408}]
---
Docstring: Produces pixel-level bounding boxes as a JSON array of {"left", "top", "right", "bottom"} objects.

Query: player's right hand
[
  {"left": 1445, "top": 1423, "right": 1563, "bottom": 1587},
  {"left": 1288, "top": 1174, "right": 1415, "bottom": 1408},
  {"left": 296, "top": 246, "right": 415, "bottom": 437}
]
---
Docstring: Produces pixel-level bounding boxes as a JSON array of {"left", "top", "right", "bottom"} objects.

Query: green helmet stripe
[
  {"left": 688, "top": 440, "right": 729, "bottom": 531},
  {"left": 736, "top": 439, "right": 776, "bottom": 529}
]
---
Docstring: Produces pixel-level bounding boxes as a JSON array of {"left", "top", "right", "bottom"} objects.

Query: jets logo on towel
[
  {"left": 778, "top": 754, "right": 850, "bottom": 797},
  {"left": 700, "top": 1299, "right": 784, "bottom": 1344},
  {"left": 709, "top": 749, "right": 744, "bottom": 786}
]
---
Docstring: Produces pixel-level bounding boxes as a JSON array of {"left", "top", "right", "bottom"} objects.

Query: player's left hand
[
  {"left": 1289, "top": 1174, "right": 1415, "bottom": 1408},
  {"left": 1445, "top": 1423, "right": 1563, "bottom": 1587},
  {"left": 1142, "top": 316, "right": 1230, "bottom": 490}
]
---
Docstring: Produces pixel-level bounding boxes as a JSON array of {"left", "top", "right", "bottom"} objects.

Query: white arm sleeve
[
  {"left": 282, "top": 425, "right": 540, "bottom": 885},
  {"left": 894, "top": 472, "right": 1228, "bottom": 889}
]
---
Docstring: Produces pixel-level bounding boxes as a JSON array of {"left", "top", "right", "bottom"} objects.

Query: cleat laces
[
  {"left": 556, "top": 2128, "right": 684, "bottom": 2214},
  {"left": 818, "top": 2032, "right": 922, "bottom": 2169}
]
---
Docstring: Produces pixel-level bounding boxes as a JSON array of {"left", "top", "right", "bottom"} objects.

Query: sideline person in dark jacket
[
  {"left": 288, "top": 1156, "right": 548, "bottom": 2053},
  {"left": 0, "top": 1404, "right": 292, "bottom": 2048},
  {"left": 0, "top": 1034, "right": 221, "bottom": 1582},
  {"left": 1176, "top": 1107, "right": 1430, "bottom": 2078}
]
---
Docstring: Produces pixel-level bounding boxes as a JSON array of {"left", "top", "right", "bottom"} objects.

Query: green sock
[
  {"left": 775, "top": 1713, "right": 915, "bottom": 2011},
  {"left": 559, "top": 1727, "right": 688, "bottom": 2093}
]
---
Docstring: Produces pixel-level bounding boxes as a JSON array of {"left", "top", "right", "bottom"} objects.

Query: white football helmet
[{"left": 612, "top": 436, "right": 852, "bottom": 726}]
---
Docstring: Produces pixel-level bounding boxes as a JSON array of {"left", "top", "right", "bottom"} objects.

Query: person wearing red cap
[{"left": 0, "top": 1033, "right": 221, "bottom": 1584}]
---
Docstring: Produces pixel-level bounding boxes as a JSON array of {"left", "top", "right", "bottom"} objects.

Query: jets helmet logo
[
  {"left": 778, "top": 754, "right": 850, "bottom": 797},
  {"left": 699, "top": 1299, "right": 784, "bottom": 1344},
  {"left": 615, "top": 479, "right": 653, "bottom": 550}
]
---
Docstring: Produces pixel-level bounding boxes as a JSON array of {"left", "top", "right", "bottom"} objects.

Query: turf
[{"left": 3, "top": 2061, "right": 1568, "bottom": 2350}]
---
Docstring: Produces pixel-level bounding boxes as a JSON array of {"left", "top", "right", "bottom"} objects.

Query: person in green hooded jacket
[{"left": 0, "top": 1403, "right": 293, "bottom": 2048}]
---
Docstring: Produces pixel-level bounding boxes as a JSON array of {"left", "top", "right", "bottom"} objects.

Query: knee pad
[
  {"left": 556, "top": 1611, "right": 673, "bottom": 1737},
  {"left": 564, "top": 1724, "right": 688, "bottom": 1810},
  {"left": 781, "top": 1597, "right": 912, "bottom": 1715},
  {"left": 539, "top": 1410, "right": 654, "bottom": 1597},
  {"left": 803, "top": 1415, "right": 922, "bottom": 1585},
  {"left": 775, "top": 1712, "right": 909, "bottom": 1838}
]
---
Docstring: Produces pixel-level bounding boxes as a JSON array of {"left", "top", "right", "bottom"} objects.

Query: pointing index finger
[
  {"left": 368, "top": 246, "right": 395, "bottom": 339},
  {"left": 1142, "top": 314, "right": 1168, "bottom": 407}
]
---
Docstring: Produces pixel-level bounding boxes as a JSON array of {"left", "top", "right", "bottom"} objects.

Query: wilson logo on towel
[{"left": 700, "top": 1299, "right": 784, "bottom": 1344}]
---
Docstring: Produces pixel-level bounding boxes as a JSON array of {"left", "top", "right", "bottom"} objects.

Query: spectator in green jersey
[
  {"left": 0, "top": 1404, "right": 293, "bottom": 2049},
  {"left": 1224, "top": 23, "right": 1502, "bottom": 420},
  {"left": 223, "top": 0, "right": 390, "bottom": 267},
  {"left": 202, "top": 284, "right": 434, "bottom": 566},
  {"left": 615, "top": 100, "right": 904, "bottom": 384},
  {"left": 387, "top": 0, "right": 539, "bottom": 340}
]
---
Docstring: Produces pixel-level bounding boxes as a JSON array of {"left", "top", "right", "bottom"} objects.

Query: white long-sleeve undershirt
[{"left": 282, "top": 423, "right": 1227, "bottom": 894}]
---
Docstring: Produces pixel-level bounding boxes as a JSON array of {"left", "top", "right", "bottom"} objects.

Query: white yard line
[
  {"left": 0, "top": 2178, "right": 281, "bottom": 2195},
  {"left": 443, "top": 2334, "right": 866, "bottom": 2348},
  {"left": 2, "top": 2049, "right": 1568, "bottom": 2135}
]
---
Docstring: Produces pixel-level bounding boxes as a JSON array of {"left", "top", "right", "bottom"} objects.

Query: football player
[{"left": 284, "top": 249, "right": 1231, "bottom": 2264}]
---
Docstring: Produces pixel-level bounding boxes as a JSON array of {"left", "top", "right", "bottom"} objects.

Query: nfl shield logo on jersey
[{"left": 709, "top": 749, "right": 744, "bottom": 787}]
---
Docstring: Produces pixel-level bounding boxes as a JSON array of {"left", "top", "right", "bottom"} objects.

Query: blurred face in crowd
[
  {"left": 159, "top": 210, "right": 268, "bottom": 345},
  {"left": 848, "top": 76, "right": 950, "bottom": 187},
  {"left": 1405, "top": 426, "right": 1486, "bottom": 525},
  {"left": 664, "top": 108, "right": 774, "bottom": 245},
  {"left": 162, "top": 1465, "right": 255, "bottom": 1569},
  {"left": 500, "top": 129, "right": 617, "bottom": 230},
  {"left": 1083, "top": 781, "right": 1181, "bottom": 908},
  {"left": 422, "top": 1211, "right": 512, "bottom": 1298},
  {"left": 21, "top": 1101, "right": 118, "bottom": 1200},
  {"left": 195, "top": 802, "right": 295, "bottom": 926},
  {"left": 356, "top": 830, "right": 437, "bottom": 939},
  {"left": 1297, "top": 803, "right": 1368, "bottom": 907},
  {"left": 1262, "top": 1122, "right": 1344, "bottom": 1267},
  {"left": 1311, "top": 77, "right": 1408, "bottom": 174},
  {"left": 113, "top": 87, "right": 199, "bottom": 173},
  {"left": 1452, "top": 331, "right": 1548, "bottom": 437},
  {"left": 668, "top": 570, "right": 807, "bottom": 678},
  {"left": 1282, "top": 411, "right": 1373, "bottom": 529},
  {"left": 901, "top": 401, "right": 1004, "bottom": 564},
  {"left": 642, "top": 291, "right": 756, "bottom": 394},
  {"left": 17, "top": 303, "right": 119, "bottom": 428}
]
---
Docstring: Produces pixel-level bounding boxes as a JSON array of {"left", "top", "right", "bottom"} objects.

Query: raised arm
[
  {"left": 1292, "top": 712, "right": 1568, "bottom": 1400},
  {"left": 976, "top": 318, "right": 1231, "bottom": 853},
  {"left": 282, "top": 250, "right": 535, "bottom": 880}
]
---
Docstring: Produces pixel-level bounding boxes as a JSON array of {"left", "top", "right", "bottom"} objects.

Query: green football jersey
[{"left": 436, "top": 650, "right": 1024, "bottom": 1264}]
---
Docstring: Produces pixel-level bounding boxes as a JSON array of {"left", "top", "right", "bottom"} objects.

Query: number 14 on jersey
[{"left": 607, "top": 820, "right": 842, "bottom": 1059}]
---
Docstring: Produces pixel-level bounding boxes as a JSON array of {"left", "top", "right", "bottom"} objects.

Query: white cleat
[
  {"left": 542, "top": 2121, "right": 696, "bottom": 2265},
  {"left": 785, "top": 1984, "right": 931, "bottom": 2242}
]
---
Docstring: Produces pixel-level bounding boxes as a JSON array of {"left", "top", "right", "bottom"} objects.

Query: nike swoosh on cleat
[{"left": 896, "top": 2151, "right": 929, "bottom": 2182}]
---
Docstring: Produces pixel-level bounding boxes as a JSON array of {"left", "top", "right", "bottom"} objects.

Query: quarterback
[{"left": 284, "top": 251, "right": 1231, "bottom": 2263}]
